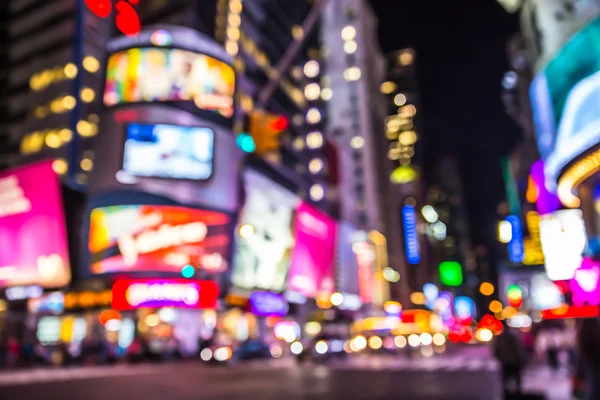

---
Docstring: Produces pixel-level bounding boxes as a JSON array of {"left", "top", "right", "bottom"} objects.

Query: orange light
[
  {"left": 526, "top": 174, "right": 539, "bottom": 203},
  {"left": 480, "top": 282, "right": 495, "bottom": 296},
  {"left": 489, "top": 300, "right": 503, "bottom": 314},
  {"left": 502, "top": 306, "right": 518, "bottom": 319},
  {"left": 99, "top": 310, "right": 121, "bottom": 326}
]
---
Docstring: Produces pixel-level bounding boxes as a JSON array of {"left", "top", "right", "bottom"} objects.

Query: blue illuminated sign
[
  {"left": 250, "top": 292, "right": 288, "bottom": 317},
  {"left": 507, "top": 215, "right": 524, "bottom": 263},
  {"left": 402, "top": 205, "right": 420, "bottom": 264}
]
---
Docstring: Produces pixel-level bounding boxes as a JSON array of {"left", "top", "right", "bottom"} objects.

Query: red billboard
[
  {"left": 112, "top": 279, "right": 219, "bottom": 310},
  {"left": 88, "top": 205, "right": 231, "bottom": 274}
]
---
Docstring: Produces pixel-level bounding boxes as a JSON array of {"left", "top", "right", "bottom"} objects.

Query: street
[
  {"left": 0, "top": 347, "right": 573, "bottom": 400},
  {"left": 0, "top": 361, "right": 501, "bottom": 400}
]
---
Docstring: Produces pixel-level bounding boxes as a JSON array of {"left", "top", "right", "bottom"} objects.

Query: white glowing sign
[
  {"left": 6, "top": 285, "right": 43, "bottom": 301},
  {"left": 540, "top": 209, "right": 587, "bottom": 281}
]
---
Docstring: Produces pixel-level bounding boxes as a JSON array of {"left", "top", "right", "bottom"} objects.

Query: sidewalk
[{"left": 522, "top": 365, "right": 572, "bottom": 400}]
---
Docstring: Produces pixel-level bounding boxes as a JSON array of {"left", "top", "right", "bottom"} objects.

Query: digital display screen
[
  {"left": 287, "top": 202, "right": 337, "bottom": 298},
  {"left": 104, "top": 47, "right": 235, "bottom": 118},
  {"left": 88, "top": 205, "right": 231, "bottom": 275},
  {"left": 123, "top": 123, "right": 214, "bottom": 180},
  {"left": 0, "top": 161, "right": 71, "bottom": 288},
  {"left": 231, "top": 171, "right": 299, "bottom": 292}
]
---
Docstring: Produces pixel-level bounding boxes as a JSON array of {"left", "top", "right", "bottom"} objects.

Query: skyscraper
[
  {"left": 4, "top": 1, "right": 110, "bottom": 187},
  {"left": 321, "top": 0, "right": 403, "bottom": 302}
]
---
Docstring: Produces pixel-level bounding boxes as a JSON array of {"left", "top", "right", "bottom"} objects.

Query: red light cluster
[
  {"left": 541, "top": 305, "right": 599, "bottom": 320},
  {"left": 85, "top": 0, "right": 141, "bottom": 36},
  {"left": 270, "top": 116, "right": 289, "bottom": 131},
  {"left": 448, "top": 327, "right": 472, "bottom": 343},
  {"left": 477, "top": 314, "right": 503, "bottom": 333}
]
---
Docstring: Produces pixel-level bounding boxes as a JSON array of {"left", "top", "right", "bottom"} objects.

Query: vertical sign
[
  {"left": 402, "top": 205, "right": 420, "bottom": 264},
  {"left": 506, "top": 215, "right": 525, "bottom": 263},
  {"left": 501, "top": 157, "right": 521, "bottom": 216}
]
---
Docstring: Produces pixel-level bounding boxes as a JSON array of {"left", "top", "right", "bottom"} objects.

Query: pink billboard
[
  {"left": 570, "top": 258, "right": 600, "bottom": 306},
  {"left": 287, "top": 202, "right": 336, "bottom": 298},
  {"left": 0, "top": 161, "right": 71, "bottom": 288}
]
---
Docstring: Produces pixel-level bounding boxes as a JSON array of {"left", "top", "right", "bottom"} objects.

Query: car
[{"left": 233, "top": 340, "right": 272, "bottom": 361}]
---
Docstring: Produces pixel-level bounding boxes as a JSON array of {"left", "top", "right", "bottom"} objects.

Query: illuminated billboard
[
  {"left": 540, "top": 209, "right": 587, "bottom": 281},
  {"left": 287, "top": 202, "right": 337, "bottom": 298},
  {"left": 88, "top": 205, "right": 231, "bottom": 274},
  {"left": 0, "top": 161, "right": 71, "bottom": 288},
  {"left": 530, "top": 17, "right": 600, "bottom": 185},
  {"left": 104, "top": 47, "right": 235, "bottom": 118},
  {"left": 112, "top": 279, "right": 219, "bottom": 310},
  {"left": 123, "top": 123, "right": 214, "bottom": 180},
  {"left": 231, "top": 171, "right": 299, "bottom": 292}
]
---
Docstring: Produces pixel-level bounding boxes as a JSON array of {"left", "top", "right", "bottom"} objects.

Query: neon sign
[
  {"left": 249, "top": 292, "right": 288, "bottom": 317},
  {"left": 112, "top": 279, "right": 219, "bottom": 310},
  {"left": 506, "top": 215, "right": 524, "bottom": 263},
  {"left": 85, "top": 0, "right": 141, "bottom": 36},
  {"left": 402, "top": 205, "right": 420, "bottom": 264}
]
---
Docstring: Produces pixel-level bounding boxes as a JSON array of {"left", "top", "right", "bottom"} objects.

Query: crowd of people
[
  {"left": 0, "top": 335, "right": 184, "bottom": 369},
  {"left": 494, "top": 318, "right": 600, "bottom": 399}
]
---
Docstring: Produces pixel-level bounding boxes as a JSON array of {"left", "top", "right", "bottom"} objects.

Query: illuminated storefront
[{"left": 69, "top": 26, "right": 242, "bottom": 356}]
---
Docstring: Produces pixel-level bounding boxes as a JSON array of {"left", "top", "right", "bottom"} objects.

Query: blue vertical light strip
[
  {"left": 402, "top": 205, "right": 420, "bottom": 265},
  {"left": 506, "top": 215, "right": 524, "bottom": 263},
  {"left": 68, "top": 0, "right": 86, "bottom": 191}
]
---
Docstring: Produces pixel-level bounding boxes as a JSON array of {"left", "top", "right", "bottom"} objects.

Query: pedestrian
[
  {"left": 494, "top": 324, "right": 524, "bottom": 394},
  {"left": 6, "top": 337, "right": 20, "bottom": 368},
  {"left": 547, "top": 329, "right": 561, "bottom": 372},
  {"left": 577, "top": 317, "right": 600, "bottom": 400}
]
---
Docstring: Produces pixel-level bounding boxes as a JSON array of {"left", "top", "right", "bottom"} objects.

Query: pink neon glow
[
  {"left": 0, "top": 161, "right": 71, "bottom": 288},
  {"left": 287, "top": 202, "right": 336, "bottom": 298},
  {"left": 570, "top": 257, "right": 600, "bottom": 306}
]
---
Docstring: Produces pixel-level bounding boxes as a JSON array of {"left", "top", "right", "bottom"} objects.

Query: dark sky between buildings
[{"left": 371, "top": 0, "right": 521, "bottom": 253}]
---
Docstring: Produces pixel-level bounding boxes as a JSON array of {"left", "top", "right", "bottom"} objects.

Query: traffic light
[{"left": 248, "top": 109, "right": 288, "bottom": 156}]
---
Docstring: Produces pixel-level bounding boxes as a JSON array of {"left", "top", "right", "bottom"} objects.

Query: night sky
[{"left": 371, "top": 0, "right": 521, "bottom": 252}]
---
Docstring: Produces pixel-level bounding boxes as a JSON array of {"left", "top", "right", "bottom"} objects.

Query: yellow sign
[
  {"left": 523, "top": 211, "right": 544, "bottom": 265},
  {"left": 64, "top": 290, "right": 112, "bottom": 310}
]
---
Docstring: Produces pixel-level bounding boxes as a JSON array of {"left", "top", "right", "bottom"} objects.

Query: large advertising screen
[
  {"left": 287, "top": 202, "right": 336, "bottom": 298},
  {"left": 88, "top": 205, "right": 231, "bottom": 274},
  {"left": 231, "top": 171, "right": 299, "bottom": 292},
  {"left": 0, "top": 161, "right": 71, "bottom": 288},
  {"left": 104, "top": 47, "right": 235, "bottom": 118},
  {"left": 123, "top": 123, "right": 214, "bottom": 180},
  {"left": 530, "top": 17, "right": 600, "bottom": 183}
]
